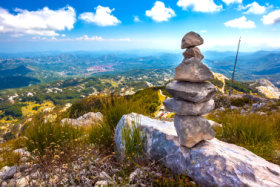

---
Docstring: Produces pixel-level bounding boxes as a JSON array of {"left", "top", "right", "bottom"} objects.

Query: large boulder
[
  {"left": 174, "top": 58, "right": 214, "bottom": 82},
  {"left": 163, "top": 98, "right": 214, "bottom": 115},
  {"left": 181, "top": 32, "right": 204, "bottom": 49},
  {"left": 115, "top": 113, "right": 280, "bottom": 187},
  {"left": 183, "top": 47, "right": 204, "bottom": 60},
  {"left": 61, "top": 112, "right": 103, "bottom": 127},
  {"left": 174, "top": 115, "right": 215, "bottom": 147},
  {"left": 166, "top": 81, "right": 216, "bottom": 103}
]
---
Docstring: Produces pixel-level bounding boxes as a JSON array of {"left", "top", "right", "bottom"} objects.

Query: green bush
[
  {"left": 211, "top": 78, "right": 224, "bottom": 88},
  {"left": 230, "top": 97, "right": 251, "bottom": 107},
  {"left": 225, "top": 80, "right": 258, "bottom": 94}
]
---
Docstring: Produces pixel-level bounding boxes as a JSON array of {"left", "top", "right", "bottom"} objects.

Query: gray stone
[
  {"left": 163, "top": 98, "right": 214, "bottom": 116},
  {"left": 174, "top": 58, "right": 214, "bottom": 82},
  {"left": 166, "top": 81, "right": 216, "bottom": 103},
  {"left": 183, "top": 47, "right": 204, "bottom": 60},
  {"left": 115, "top": 113, "right": 280, "bottom": 187},
  {"left": 2, "top": 166, "right": 17, "bottom": 180},
  {"left": 61, "top": 112, "right": 103, "bottom": 127},
  {"left": 94, "top": 180, "right": 108, "bottom": 187},
  {"left": 174, "top": 115, "right": 215, "bottom": 148},
  {"left": 129, "top": 168, "right": 143, "bottom": 183},
  {"left": 16, "top": 177, "right": 29, "bottom": 187},
  {"left": 181, "top": 32, "right": 203, "bottom": 49}
]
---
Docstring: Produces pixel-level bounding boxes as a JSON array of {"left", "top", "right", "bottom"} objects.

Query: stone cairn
[{"left": 163, "top": 31, "right": 217, "bottom": 148}]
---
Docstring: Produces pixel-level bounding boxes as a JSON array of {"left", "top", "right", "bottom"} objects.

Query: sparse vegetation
[
  {"left": 24, "top": 114, "right": 84, "bottom": 155},
  {"left": 121, "top": 117, "right": 143, "bottom": 161},
  {"left": 209, "top": 111, "right": 280, "bottom": 164}
]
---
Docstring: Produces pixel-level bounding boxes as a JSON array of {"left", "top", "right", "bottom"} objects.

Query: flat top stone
[
  {"left": 166, "top": 80, "right": 216, "bottom": 103},
  {"left": 181, "top": 32, "right": 204, "bottom": 49}
]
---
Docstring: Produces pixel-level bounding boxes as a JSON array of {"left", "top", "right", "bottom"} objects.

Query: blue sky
[{"left": 0, "top": 0, "right": 280, "bottom": 52}]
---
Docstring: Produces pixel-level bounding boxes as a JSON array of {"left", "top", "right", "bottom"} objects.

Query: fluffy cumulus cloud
[
  {"left": 262, "top": 10, "right": 280, "bottom": 25},
  {"left": 241, "top": 2, "right": 266, "bottom": 14},
  {"left": 146, "top": 1, "right": 175, "bottom": 22},
  {"left": 79, "top": 6, "right": 120, "bottom": 26},
  {"left": 177, "top": 0, "right": 222, "bottom": 13},
  {"left": 222, "top": 0, "right": 242, "bottom": 5},
  {"left": 224, "top": 16, "right": 256, "bottom": 28},
  {"left": 0, "top": 6, "right": 76, "bottom": 36}
]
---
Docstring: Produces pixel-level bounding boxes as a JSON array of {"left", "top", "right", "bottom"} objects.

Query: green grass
[
  {"left": 208, "top": 111, "right": 280, "bottom": 164},
  {"left": 85, "top": 88, "right": 162, "bottom": 149},
  {"left": 121, "top": 117, "right": 143, "bottom": 161},
  {"left": 0, "top": 138, "right": 25, "bottom": 168},
  {"left": 24, "top": 114, "right": 84, "bottom": 155}
]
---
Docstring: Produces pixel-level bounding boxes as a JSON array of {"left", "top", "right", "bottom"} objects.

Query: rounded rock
[{"left": 181, "top": 32, "right": 204, "bottom": 49}]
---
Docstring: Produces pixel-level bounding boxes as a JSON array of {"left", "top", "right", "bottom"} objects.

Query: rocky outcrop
[
  {"left": 115, "top": 113, "right": 280, "bottom": 187},
  {"left": 252, "top": 79, "right": 280, "bottom": 99},
  {"left": 61, "top": 112, "right": 103, "bottom": 127}
]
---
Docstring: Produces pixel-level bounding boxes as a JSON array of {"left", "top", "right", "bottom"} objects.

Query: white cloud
[
  {"left": 224, "top": 16, "right": 256, "bottom": 29},
  {"left": 222, "top": 0, "right": 242, "bottom": 5},
  {"left": 177, "top": 0, "right": 222, "bottom": 13},
  {"left": 241, "top": 2, "right": 266, "bottom": 14},
  {"left": 134, "top": 16, "right": 141, "bottom": 22},
  {"left": 31, "top": 35, "right": 131, "bottom": 42},
  {"left": 146, "top": 1, "right": 175, "bottom": 22},
  {"left": 0, "top": 6, "right": 76, "bottom": 36},
  {"left": 76, "top": 35, "right": 103, "bottom": 41},
  {"left": 79, "top": 6, "right": 120, "bottom": 26},
  {"left": 75, "top": 35, "right": 131, "bottom": 42},
  {"left": 262, "top": 10, "right": 280, "bottom": 25},
  {"left": 200, "top": 30, "right": 207, "bottom": 33}
]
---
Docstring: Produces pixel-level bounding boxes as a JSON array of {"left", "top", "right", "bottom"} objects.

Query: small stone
[
  {"left": 174, "top": 115, "right": 215, "bottom": 148},
  {"left": 181, "top": 32, "right": 204, "bottom": 49},
  {"left": 166, "top": 81, "right": 216, "bottom": 103},
  {"left": 163, "top": 98, "right": 214, "bottom": 116},
  {"left": 99, "top": 171, "right": 112, "bottom": 181},
  {"left": 174, "top": 58, "right": 214, "bottom": 82},
  {"left": 14, "top": 172, "right": 21, "bottom": 179},
  {"left": 95, "top": 180, "right": 108, "bottom": 187},
  {"left": 129, "top": 168, "right": 143, "bottom": 183},
  {"left": 230, "top": 106, "right": 239, "bottom": 110},
  {"left": 2, "top": 166, "right": 17, "bottom": 180},
  {"left": 183, "top": 47, "right": 204, "bottom": 60},
  {"left": 17, "top": 177, "right": 29, "bottom": 187}
]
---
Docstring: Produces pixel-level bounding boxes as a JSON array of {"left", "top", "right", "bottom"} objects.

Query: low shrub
[{"left": 230, "top": 97, "right": 251, "bottom": 107}]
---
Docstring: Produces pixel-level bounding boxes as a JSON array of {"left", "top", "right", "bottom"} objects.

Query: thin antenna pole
[{"left": 229, "top": 37, "right": 241, "bottom": 96}]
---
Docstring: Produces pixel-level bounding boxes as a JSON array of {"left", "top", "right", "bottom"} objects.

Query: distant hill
[{"left": 204, "top": 50, "right": 280, "bottom": 87}]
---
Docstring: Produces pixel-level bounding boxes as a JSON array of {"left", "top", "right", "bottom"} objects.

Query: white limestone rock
[{"left": 115, "top": 113, "right": 280, "bottom": 187}]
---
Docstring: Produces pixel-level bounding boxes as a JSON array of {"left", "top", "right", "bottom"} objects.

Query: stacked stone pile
[{"left": 163, "top": 31, "right": 217, "bottom": 148}]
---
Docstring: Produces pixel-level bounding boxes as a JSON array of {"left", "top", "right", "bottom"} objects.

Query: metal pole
[{"left": 229, "top": 37, "right": 241, "bottom": 96}]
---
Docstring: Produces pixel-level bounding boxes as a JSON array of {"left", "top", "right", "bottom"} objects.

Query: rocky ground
[{"left": 0, "top": 145, "right": 197, "bottom": 186}]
